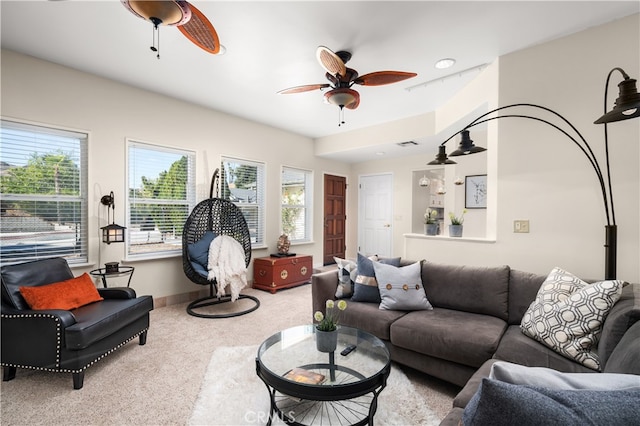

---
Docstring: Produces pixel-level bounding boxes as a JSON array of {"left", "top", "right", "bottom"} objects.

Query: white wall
[
  {"left": 346, "top": 14, "right": 640, "bottom": 282},
  {"left": 0, "top": 49, "right": 350, "bottom": 299}
]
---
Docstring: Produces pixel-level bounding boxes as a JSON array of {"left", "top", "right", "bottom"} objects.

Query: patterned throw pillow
[
  {"left": 520, "top": 267, "right": 625, "bottom": 371},
  {"left": 334, "top": 257, "right": 357, "bottom": 299},
  {"left": 351, "top": 253, "right": 401, "bottom": 303}
]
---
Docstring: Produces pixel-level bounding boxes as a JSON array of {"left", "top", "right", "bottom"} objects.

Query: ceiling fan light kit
[{"left": 279, "top": 45, "right": 417, "bottom": 126}]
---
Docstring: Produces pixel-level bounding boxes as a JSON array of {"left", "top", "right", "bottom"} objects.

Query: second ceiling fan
[{"left": 278, "top": 46, "right": 417, "bottom": 124}]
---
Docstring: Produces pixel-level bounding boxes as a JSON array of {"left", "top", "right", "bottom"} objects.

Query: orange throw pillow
[{"left": 19, "top": 273, "right": 103, "bottom": 310}]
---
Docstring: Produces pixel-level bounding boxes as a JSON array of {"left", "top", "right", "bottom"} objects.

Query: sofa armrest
[
  {"left": 98, "top": 287, "right": 137, "bottom": 300},
  {"left": 1, "top": 309, "right": 77, "bottom": 367},
  {"left": 311, "top": 269, "right": 339, "bottom": 320}
]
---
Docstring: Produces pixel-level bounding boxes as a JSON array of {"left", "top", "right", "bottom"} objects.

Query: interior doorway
[
  {"left": 358, "top": 173, "right": 393, "bottom": 257},
  {"left": 323, "top": 174, "right": 346, "bottom": 265}
]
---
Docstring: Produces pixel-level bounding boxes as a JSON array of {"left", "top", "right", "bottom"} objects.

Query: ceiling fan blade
[
  {"left": 277, "top": 84, "right": 331, "bottom": 94},
  {"left": 177, "top": 2, "right": 221, "bottom": 54},
  {"left": 354, "top": 71, "right": 418, "bottom": 86},
  {"left": 316, "top": 46, "right": 346, "bottom": 78}
]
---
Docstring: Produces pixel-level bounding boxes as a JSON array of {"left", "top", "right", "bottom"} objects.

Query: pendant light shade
[
  {"left": 449, "top": 130, "right": 487, "bottom": 156},
  {"left": 594, "top": 77, "right": 640, "bottom": 124},
  {"left": 428, "top": 145, "right": 457, "bottom": 165},
  {"left": 324, "top": 88, "right": 359, "bottom": 108}
]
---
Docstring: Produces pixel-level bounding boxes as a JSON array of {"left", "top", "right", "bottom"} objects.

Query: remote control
[{"left": 340, "top": 344, "right": 357, "bottom": 356}]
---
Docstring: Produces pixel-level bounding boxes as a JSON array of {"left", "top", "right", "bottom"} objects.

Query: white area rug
[{"left": 189, "top": 345, "right": 441, "bottom": 425}]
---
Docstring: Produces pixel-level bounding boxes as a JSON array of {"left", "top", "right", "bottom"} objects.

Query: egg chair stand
[{"left": 183, "top": 169, "right": 260, "bottom": 318}]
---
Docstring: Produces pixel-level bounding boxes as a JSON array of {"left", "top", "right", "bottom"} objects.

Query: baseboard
[{"left": 152, "top": 280, "right": 257, "bottom": 308}]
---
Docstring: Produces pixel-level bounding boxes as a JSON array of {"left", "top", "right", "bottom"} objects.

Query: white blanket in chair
[{"left": 207, "top": 235, "right": 248, "bottom": 302}]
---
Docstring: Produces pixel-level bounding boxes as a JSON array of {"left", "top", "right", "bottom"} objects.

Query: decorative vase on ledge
[
  {"left": 449, "top": 225, "right": 463, "bottom": 237},
  {"left": 425, "top": 223, "right": 439, "bottom": 236},
  {"left": 315, "top": 328, "right": 338, "bottom": 353}
]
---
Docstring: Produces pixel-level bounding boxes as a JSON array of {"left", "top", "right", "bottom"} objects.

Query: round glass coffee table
[{"left": 256, "top": 325, "right": 391, "bottom": 426}]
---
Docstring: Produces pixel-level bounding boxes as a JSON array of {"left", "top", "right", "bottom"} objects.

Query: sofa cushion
[
  {"left": 520, "top": 267, "right": 624, "bottom": 371},
  {"left": 334, "top": 257, "right": 357, "bottom": 299},
  {"left": 374, "top": 261, "right": 432, "bottom": 311},
  {"left": 462, "top": 378, "right": 640, "bottom": 426},
  {"left": 337, "top": 300, "right": 407, "bottom": 341},
  {"left": 598, "top": 283, "right": 640, "bottom": 367},
  {"left": 65, "top": 296, "right": 154, "bottom": 350},
  {"left": 422, "top": 262, "right": 510, "bottom": 321},
  {"left": 390, "top": 308, "right": 506, "bottom": 368},
  {"left": 19, "top": 273, "right": 103, "bottom": 311},
  {"left": 604, "top": 320, "right": 640, "bottom": 375},
  {"left": 351, "top": 253, "right": 401, "bottom": 303},
  {"left": 494, "top": 325, "right": 594, "bottom": 373},
  {"left": 1, "top": 257, "right": 74, "bottom": 310},
  {"left": 507, "top": 269, "right": 546, "bottom": 324},
  {"left": 188, "top": 231, "right": 217, "bottom": 269}
]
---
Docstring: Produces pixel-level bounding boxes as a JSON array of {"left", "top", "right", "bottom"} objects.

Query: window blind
[
  {"left": 0, "top": 120, "right": 88, "bottom": 265},
  {"left": 221, "top": 156, "right": 265, "bottom": 247},
  {"left": 127, "top": 140, "right": 195, "bottom": 258},
  {"left": 282, "top": 166, "right": 312, "bottom": 242}
]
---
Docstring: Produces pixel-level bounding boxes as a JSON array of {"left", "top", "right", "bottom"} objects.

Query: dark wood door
[{"left": 323, "top": 174, "right": 346, "bottom": 265}]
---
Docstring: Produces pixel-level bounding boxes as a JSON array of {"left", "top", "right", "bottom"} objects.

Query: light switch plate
[{"left": 514, "top": 220, "right": 530, "bottom": 233}]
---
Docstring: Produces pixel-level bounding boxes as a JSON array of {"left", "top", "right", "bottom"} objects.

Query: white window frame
[
  {"left": 0, "top": 119, "right": 88, "bottom": 265},
  {"left": 281, "top": 166, "right": 313, "bottom": 243},
  {"left": 126, "top": 140, "right": 196, "bottom": 259},
  {"left": 220, "top": 156, "right": 266, "bottom": 248}
]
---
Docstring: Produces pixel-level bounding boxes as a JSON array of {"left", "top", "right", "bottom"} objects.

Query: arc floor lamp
[{"left": 429, "top": 67, "right": 640, "bottom": 280}]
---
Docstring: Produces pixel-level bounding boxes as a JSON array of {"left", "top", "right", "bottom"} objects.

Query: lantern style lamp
[{"left": 100, "top": 192, "right": 126, "bottom": 244}]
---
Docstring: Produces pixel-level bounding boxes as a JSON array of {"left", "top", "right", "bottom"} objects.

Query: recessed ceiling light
[
  {"left": 376, "top": 152, "right": 385, "bottom": 156},
  {"left": 435, "top": 58, "right": 456, "bottom": 69}
]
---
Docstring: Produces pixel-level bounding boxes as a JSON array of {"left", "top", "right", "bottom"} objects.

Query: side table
[{"left": 89, "top": 266, "right": 135, "bottom": 288}]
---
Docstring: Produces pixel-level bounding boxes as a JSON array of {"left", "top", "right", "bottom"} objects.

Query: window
[
  {"left": 127, "top": 140, "right": 195, "bottom": 258},
  {"left": 220, "top": 156, "right": 265, "bottom": 247},
  {"left": 0, "top": 120, "right": 88, "bottom": 265},
  {"left": 281, "top": 166, "right": 313, "bottom": 242}
]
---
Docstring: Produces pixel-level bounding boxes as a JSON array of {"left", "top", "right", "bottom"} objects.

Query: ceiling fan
[
  {"left": 278, "top": 46, "right": 417, "bottom": 125},
  {"left": 121, "top": 1, "right": 221, "bottom": 59}
]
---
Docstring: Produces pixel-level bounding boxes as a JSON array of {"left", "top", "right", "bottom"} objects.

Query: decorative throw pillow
[
  {"left": 373, "top": 261, "right": 432, "bottom": 311},
  {"left": 463, "top": 378, "right": 640, "bottom": 426},
  {"left": 351, "top": 253, "right": 401, "bottom": 303},
  {"left": 19, "top": 273, "right": 103, "bottom": 310},
  {"left": 489, "top": 361, "right": 640, "bottom": 390},
  {"left": 520, "top": 266, "right": 624, "bottom": 371},
  {"left": 334, "top": 257, "right": 357, "bottom": 299},
  {"left": 188, "top": 231, "right": 217, "bottom": 269}
]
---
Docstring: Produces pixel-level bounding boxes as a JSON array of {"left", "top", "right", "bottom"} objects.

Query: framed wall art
[{"left": 465, "top": 174, "right": 487, "bottom": 209}]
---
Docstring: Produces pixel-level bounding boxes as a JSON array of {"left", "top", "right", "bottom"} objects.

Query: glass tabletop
[{"left": 258, "top": 325, "right": 389, "bottom": 388}]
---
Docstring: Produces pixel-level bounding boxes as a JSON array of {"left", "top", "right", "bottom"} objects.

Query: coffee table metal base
[{"left": 256, "top": 358, "right": 389, "bottom": 426}]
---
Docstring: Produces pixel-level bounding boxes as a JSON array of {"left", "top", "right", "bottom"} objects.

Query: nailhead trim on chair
[{"left": 1, "top": 312, "right": 148, "bottom": 375}]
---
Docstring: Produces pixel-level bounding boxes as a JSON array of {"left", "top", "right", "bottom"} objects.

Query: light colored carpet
[
  {"left": 189, "top": 345, "right": 441, "bottom": 426},
  {"left": 0, "top": 284, "right": 458, "bottom": 425}
]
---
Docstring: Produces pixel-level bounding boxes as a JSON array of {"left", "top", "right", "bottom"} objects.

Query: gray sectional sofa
[{"left": 311, "top": 260, "right": 640, "bottom": 425}]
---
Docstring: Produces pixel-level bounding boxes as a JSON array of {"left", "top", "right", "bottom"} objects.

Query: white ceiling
[{"left": 1, "top": 1, "right": 638, "bottom": 162}]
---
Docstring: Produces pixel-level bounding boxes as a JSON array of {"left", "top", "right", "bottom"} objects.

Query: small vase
[
  {"left": 425, "top": 223, "right": 439, "bottom": 236},
  {"left": 315, "top": 328, "right": 338, "bottom": 353},
  {"left": 449, "top": 225, "right": 463, "bottom": 237}
]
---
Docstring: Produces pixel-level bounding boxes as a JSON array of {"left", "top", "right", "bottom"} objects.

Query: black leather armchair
[{"left": 1, "top": 257, "right": 154, "bottom": 389}]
